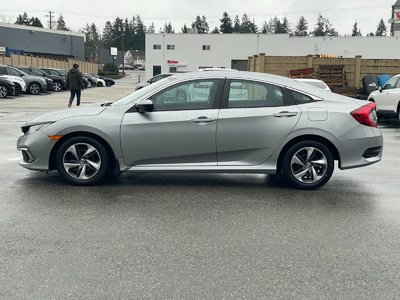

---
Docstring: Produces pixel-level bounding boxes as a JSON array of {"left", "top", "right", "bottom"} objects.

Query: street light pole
[{"left": 121, "top": 24, "right": 125, "bottom": 76}]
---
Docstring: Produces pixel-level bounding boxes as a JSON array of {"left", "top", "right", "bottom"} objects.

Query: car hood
[
  {"left": 26, "top": 104, "right": 107, "bottom": 125},
  {"left": 23, "top": 75, "right": 46, "bottom": 83}
]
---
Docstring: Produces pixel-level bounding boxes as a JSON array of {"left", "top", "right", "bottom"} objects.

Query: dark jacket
[{"left": 66, "top": 68, "right": 84, "bottom": 90}]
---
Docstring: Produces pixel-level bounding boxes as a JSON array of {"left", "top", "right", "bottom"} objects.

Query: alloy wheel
[
  {"left": 29, "top": 83, "right": 40, "bottom": 95},
  {"left": 0, "top": 86, "right": 7, "bottom": 98},
  {"left": 54, "top": 82, "right": 62, "bottom": 92},
  {"left": 62, "top": 143, "right": 102, "bottom": 180},
  {"left": 290, "top": 146, "right": 328, "bottom": 184}
]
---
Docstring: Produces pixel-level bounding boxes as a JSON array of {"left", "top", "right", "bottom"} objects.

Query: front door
[{"left": 120, "top": 79, "right": 222, "bottom": 166}]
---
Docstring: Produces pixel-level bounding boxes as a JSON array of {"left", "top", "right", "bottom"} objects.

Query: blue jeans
[{"left": 69, "top": 89, "right": 81, "bottom": 106}]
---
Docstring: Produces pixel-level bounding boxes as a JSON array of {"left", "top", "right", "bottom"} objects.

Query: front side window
[
  {"left": 227, "top": 80, "right": 285, "bottom": 108},
  {"left": 382, "top": 77, "right": 399, "bottom": 90},
  {"left": 151, "top": 79, "right": 219, "bottom": 111}
]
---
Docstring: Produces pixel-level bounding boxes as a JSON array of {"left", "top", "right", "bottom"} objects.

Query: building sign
[
  {"left": 6, "top": 48, "right": 25, "bottom": 56},
  {"left": 110, "top": 47, "right": 118, "bottom": 56},
  {"left": 167, "top": 59, "right": 178, "bottom": 64},
  {"left": 0, "top": 46, "right": 6, "bottom": 54}
]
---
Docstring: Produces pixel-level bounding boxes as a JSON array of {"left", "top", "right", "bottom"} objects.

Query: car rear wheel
[
  {"left": 0, "top": 85, "right": 8, "bottom": 98},
  {"left": 281, "top": 140, "right": 334, "bottom": 190},
  {"left": 28, "top": 82, "right": 41, "bottom": 95},
  {"left": 97, "top": 81, "right": 103, "bottom": 87},
  {"left": 56, "top": 136, "right": 110, "bottom": 185}
]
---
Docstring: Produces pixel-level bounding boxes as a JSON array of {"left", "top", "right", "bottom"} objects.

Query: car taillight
[{"left": 350, "top": 102, "right": 378, "bottom": 128}]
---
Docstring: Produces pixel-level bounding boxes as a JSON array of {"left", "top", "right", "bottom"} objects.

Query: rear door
[{"left": 216, "top": 79, "right": 301, "bottom": 166}]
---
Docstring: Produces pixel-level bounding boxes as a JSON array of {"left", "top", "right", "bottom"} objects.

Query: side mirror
[
  {"left": 378, "top": 86, "right": 382, "bottom": 92},
  {"left": 135, "top": 99, "right": 154, "bottom": 113}
]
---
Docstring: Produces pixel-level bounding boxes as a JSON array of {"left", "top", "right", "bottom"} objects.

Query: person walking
[{"left": 66, "top": 63, "right": 84, "bottom": 108}]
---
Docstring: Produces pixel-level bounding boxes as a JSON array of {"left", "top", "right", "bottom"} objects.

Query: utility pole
[{"left": 46, "top": 11, "right": 55, "bottom": 29}]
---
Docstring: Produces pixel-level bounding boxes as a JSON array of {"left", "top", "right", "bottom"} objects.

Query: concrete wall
[{"left": 0, "top": 23, "right": 85, "bottom": 60}]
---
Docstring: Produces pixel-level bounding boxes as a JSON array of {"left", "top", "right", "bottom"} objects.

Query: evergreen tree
[
  {"left": 15, "top": 12, "right": 30, "bottom": 26},
  {"left": 56, "top": 14, "right": 69, "bottom": 31},
  {"left": 148, "top": 22, "right": 155, "bottom": 33},
  {"left": 102, "top": 21, "right": 114, "bottom": 48},
  {"left": 219, "top": 12, "right": 233, "bottom": 33},
  {"left": 312, "top": 13, "right": 338, "bottom": 36},
  {"left": 211, "top": 26, "right": 220, "bottom": 34},
  {"left": 260, "top": 21, "right": 273, "bottom": 34},
  {"left": 181, "top": 24, "right": 189, "bottom": 33},
  {"left": 30, "top": 17, "right": 44, "bottom": 28},
  {"left": 274, "top": 16, "right": 290, "bottom": 34},
  {"left": 375, "top": 18, "right": 387, "bottom": 36},
  {"left": 191, "top": 15, "right": 209, "bottom": 33},
  {"left": 294, "top": 16, "right": 308, "bottom": 36},
  {"left": 163, "top": 22, "right": 174, "bottom": 33},
  {"left": 233, "top": 15, "right": 240, "bottom": 33},
  {"left": 351, "top": 21, "right": 362, "bottom": 36},
  {"left": 240, "top": 14, "right": 258, "bottom": 33}
]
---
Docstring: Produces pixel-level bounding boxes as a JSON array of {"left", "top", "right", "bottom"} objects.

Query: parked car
[
  {"left": 90, "top": 74, "right": 113, "bottom": 87},
  {"left": 19, "top": 67, "right": 66, "bottom": 92},
  {"left": 0, "top": 65, "right": 47, "bottom": 95},
  {"left": 367, "top": 74, "right": 400, "bottom": 119},
  {"left": 135, "top": 73, "right": 174, "bottom": 90},
  {"left": 0, "top": 77, "right": 16, "bottom": 98},
  {"left": 0, "top": 74, "right": 26, "bottom": 95},
  {"left": 294, "top": 78, "right": 331, "bottom": 91},
  {"left": 82, "top": 73, "right": 104, "bottom": 87},
  {"left": 17, "top": 71, "right": 382, "bottom": 189}
]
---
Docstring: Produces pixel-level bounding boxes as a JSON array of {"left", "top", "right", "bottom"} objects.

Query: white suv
[{"left": 368, "top": 74, "right": 400, "bottom": 119}]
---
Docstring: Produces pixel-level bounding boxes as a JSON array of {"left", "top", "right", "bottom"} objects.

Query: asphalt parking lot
[{"left": 1, "top": 71, "right": 400, "bottom": 299}]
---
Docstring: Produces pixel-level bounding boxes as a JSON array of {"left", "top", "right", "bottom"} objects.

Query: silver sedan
[{"left": 17, "top": 71, "right": 383, "bottom": 189}]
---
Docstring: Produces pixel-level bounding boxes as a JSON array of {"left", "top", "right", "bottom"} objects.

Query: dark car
[
  {"left": 94, "top": 74, "right": 115, "bottom": 87},
  {"left": 42, "top": 68, "right": 90, "bottom": 89},
  {"left": 82, "top": 73, "right": 98, "bottom": 88},
  {"left": 18, "top": 67, "right": 65, "bottom": 92},
  {"left": 0, "top": 77, "right": 16, "bottom": 98}
]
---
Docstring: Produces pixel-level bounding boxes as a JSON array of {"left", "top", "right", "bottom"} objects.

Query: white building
[{"left": 145, "top": 33, "right": 400, "bottom": 80}]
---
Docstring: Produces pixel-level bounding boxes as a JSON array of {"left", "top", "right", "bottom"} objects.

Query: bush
[{"left": 101, "top": 63, "right": 119, "bottom": 75}]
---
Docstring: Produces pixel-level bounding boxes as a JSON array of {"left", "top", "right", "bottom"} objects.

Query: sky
[{"left": 1, "top": 0, "right": 397, "bottom": 35}]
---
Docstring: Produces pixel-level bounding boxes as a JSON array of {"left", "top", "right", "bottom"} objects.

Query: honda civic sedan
[{"left": 17, "top": 71, "right": 382, "bottom": 189}]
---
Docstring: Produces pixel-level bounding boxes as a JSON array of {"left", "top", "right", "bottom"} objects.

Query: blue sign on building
[{"left": 6, "top": 48, "right": 25, "bottom": 56}]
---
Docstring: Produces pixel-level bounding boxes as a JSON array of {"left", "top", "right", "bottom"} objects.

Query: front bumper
[{"left": 17, "top": 131, "right": 57, "bottom": 171}]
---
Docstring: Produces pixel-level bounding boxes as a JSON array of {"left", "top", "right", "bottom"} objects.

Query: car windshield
[
  {"left": 30, "top": 69, "right": 46, "bottom": 76},
  {"left": 113, "top": 77, "right": 175, "bottom": 106}
]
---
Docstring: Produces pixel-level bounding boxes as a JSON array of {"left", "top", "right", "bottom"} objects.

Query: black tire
[
  {"left": 281, "top": 140, "right": 334, "bottom": 190},
  {"left": 0, "top": 85, "right": 8, "bottom": 98},
  {"left": 15, "top": 83, "right": 22, "bottom": 95},
  {"left": 97, "top": 81, "right": 103, "bottom": 87},
  {"left": 53, "top": 81, "right": 62, "bottom": 92},
  {"left": 56, "top": 136, "right": 110, "bottom": 185},
  {"left": 28, "top": 82, "right": 41, "bottom": 95},
  {"left": 106, "top": 82, "right": 111, "bottom": 87}
]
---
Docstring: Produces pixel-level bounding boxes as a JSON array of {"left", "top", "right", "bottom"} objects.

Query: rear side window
[
  {"left": 290, "top": 90, "right": 318, "bottom": 104},
  {"left": 227, "top": 80, "right": 287, "bottom": 108}
]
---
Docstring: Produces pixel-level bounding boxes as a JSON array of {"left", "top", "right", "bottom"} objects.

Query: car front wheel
[
  {"left": 28, "top": 82, "right": 41, "bottom": 95},
  {"left": 56, "top": 136, "right": 109, "bottom": 185},
  {"left": 281, "top": 140, "right": 334, "bottom": 190},
  {"left": 53, "top": 81, "right": 62, "bottom": 92}
]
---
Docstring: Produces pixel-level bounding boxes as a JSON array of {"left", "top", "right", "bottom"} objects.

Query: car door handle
[
  {"left": 191, "top": 116, "right": 215, "bottom": 124},
  {"left": 273, "top": 111, "right": 298, "bottom": 118}
]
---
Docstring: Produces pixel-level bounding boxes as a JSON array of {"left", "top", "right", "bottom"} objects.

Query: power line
[{"left": 45, "top": 11, "right": 55, "bottom": 29}]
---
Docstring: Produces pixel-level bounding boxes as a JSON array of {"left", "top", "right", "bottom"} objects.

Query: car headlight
[{"left": 22, "top": 122, "right": 53, "bottom": 135}]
